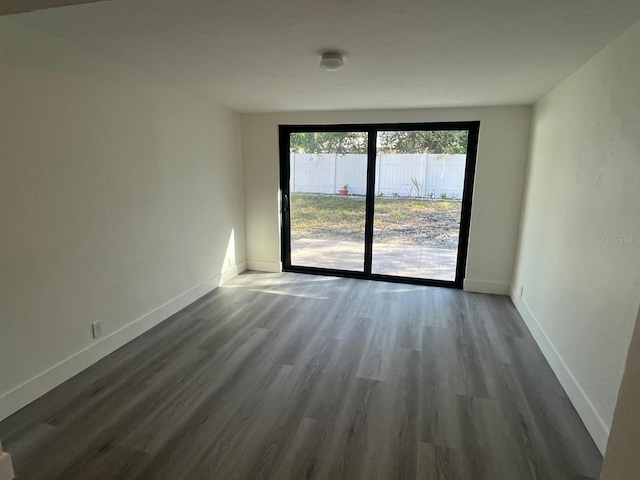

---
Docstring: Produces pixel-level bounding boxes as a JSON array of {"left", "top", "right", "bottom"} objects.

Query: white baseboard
[
  {"left": 0, "top": 265, "right": 245, "bottom": 423},
  {"left": 219, "top": 261, "right": 248, "bottom": 284},
  {"left": 510, "top": 288, "right": 609, "bottom": 454},
  {"left": 247, "top": 259, "right": 281, "bottom": 273},
  {"left": 0, "top": 451, "right": 14, "bottom": 480},
  {"left": 464, "top": 278, "right": 510, "bottom": 295},
  {"left": 0, "top": 441, "right": 14, "bottom": 480},
  {"left": 236, "top": 260, "right": 248, "bottom": 275}
]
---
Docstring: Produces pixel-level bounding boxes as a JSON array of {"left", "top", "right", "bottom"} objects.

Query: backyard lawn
[{"left": 290, "top": 194, "right": 462, "bottom": 249}]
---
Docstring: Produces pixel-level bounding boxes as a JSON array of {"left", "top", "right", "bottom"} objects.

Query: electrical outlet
[
  {"left": 519, "top": 285, "right": 524, "bottom": 297},
  {"left": 92, "top": 321, "right": 103, "bottom": 339}
]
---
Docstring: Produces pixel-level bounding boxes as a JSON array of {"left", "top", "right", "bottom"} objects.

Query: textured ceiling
[{"left": 11, "top": 0, "right": 640, "bottom": 112}]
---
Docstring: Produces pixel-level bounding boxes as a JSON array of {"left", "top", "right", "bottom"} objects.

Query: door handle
[{"left": 282, "top": 193, "right": 289, "bottom": 213}]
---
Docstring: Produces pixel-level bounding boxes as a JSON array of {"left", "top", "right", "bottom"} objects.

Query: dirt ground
[
  {"left": 372, "top": 208, "right": 461, "bottom": 248},
  {"left": 290, "top": 195, "right": 462, "bottom": 249}
]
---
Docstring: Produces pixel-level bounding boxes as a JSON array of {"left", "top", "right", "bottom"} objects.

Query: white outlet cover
[{"left": 92, "top": 321, "right": 103, "bottom": 338}]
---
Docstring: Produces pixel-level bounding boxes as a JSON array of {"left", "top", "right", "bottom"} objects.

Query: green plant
[
  {"left": 342, "top": 184, "right": 349, "bottom": 191},
  {"left": 392, "top": 192, "right": 400, "bottom": 198},
  {"left": 440, "top": 192, "right": 448, "bottom": 199},
  {"left": 426, "top": 189, "right": 436, "bottom": 199},
  {"left": 405, "top": 177, "right": 421, "bottom": 197},
  {"left": 449, "top": 193, "right": 459, "bottom": 200}
]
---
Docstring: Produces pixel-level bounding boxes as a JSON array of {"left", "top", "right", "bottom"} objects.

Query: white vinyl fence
[{"left": 290, "top": 153, "right": 466, "bottom": 198}]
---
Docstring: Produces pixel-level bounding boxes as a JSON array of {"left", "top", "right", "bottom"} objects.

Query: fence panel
[
  {"left": 290, "top": 153, "right": 466, "bottom": 198},
  {"left": 291, "top": 153, "right": 334, "bottom": 194},
  {"left": 376, "top": 154, "right": 426, "bottom": 196},
  {"left": 334, "top": 154, "right": 368, "bottom": 195},
  {"left": 424, "top": 154, "right": 466, "bottom": 198}
]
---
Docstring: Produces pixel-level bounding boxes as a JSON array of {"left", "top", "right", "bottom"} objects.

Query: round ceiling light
[{"left": 320, "top": 52, "right": 344, "bottom": 71}]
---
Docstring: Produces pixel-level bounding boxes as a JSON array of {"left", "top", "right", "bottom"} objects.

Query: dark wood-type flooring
[{"left": 0, "top": 272, "right": 603, "bottom": 479}]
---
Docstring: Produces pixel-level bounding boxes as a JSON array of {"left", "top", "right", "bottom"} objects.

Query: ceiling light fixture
[{"left": 320, "top": 51, "right": 344, "bottom": 71}]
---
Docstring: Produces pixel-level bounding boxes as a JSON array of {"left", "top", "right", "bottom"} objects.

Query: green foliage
[
  {"left": 438, "top": 191, "right": 460, "bottom": 200},
  {"left": 378, "top": 130, "right": 468, "bottom": 154},
  {"left": 289, "top": 132, "right": 367, "bottom": 154},
  {"left": 290, "top": 130, "right": 468, "bottom": 155}
]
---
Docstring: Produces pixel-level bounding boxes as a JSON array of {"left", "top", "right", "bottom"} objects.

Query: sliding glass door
[
  {"left": 279, "top": 122, "right": 479, "bottom": 288},
  {"left": 372, "top": 129, "right": 470, "bottom": 281},
  {"left": 287, "top": 131, "right": 369, "bottom": 272}
]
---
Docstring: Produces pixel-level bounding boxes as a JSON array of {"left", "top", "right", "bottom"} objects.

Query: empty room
[{"left": 1, "top": 1, "right": 639, "bottom": 479}]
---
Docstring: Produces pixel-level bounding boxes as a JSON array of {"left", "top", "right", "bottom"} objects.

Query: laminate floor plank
[
  {"left": 228, "top": 337, "right": 338, "bottom": 480},
  {"left": 188, "top": 364, "right": 298, "bottom": 480},
  {"left": 417, "top": 442, "right": 468, "bottom": 480},
  {"left": 304, "top": 318, "right": 370, "bottom": 423},
  {"left": 356, "top": 311, "right": 397, "bottom": 382},
  {"left": 269, "top": 416, "right": 321, "bottom": 479},
  {"left": 0, "top": 271, "right": 603, "bottom": 480},
  {"left": 315, "top": 377, "right": 383, "bottom": 480},
  {"left": 360, "top": 347, "right": 420, "bottom": 480},
  {"left": 454, "top": 393, "right": 531, "bottom": 480},
  {"left": 135, "top": 360, "right": 290, "bottom": 480}
]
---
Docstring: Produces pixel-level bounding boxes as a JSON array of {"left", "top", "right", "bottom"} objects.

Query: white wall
[
  {"left": 242, "top": 107, "right": 532, "bottom": 293},
  {"left": 511, "top": 20, "right": 640, "bottom": 454},
  {"left": 0, "top": 19, "right": 246, "bottom": 421}
]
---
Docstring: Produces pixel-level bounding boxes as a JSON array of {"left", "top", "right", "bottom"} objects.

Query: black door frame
[{"left": 279, "top": 121, "right": 480, "bottom": 289}]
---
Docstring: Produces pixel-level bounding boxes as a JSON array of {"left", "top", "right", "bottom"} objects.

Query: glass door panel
[
  {"left": 288, "top": 131, "right": 368, "bottom": 272},
  {"left": 372, "top": 130, "right": 469, "bottom": 281}
]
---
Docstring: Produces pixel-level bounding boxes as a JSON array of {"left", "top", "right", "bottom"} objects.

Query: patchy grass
[{"left": 290, "top": 194, "right": 462, "bottom": 248}]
